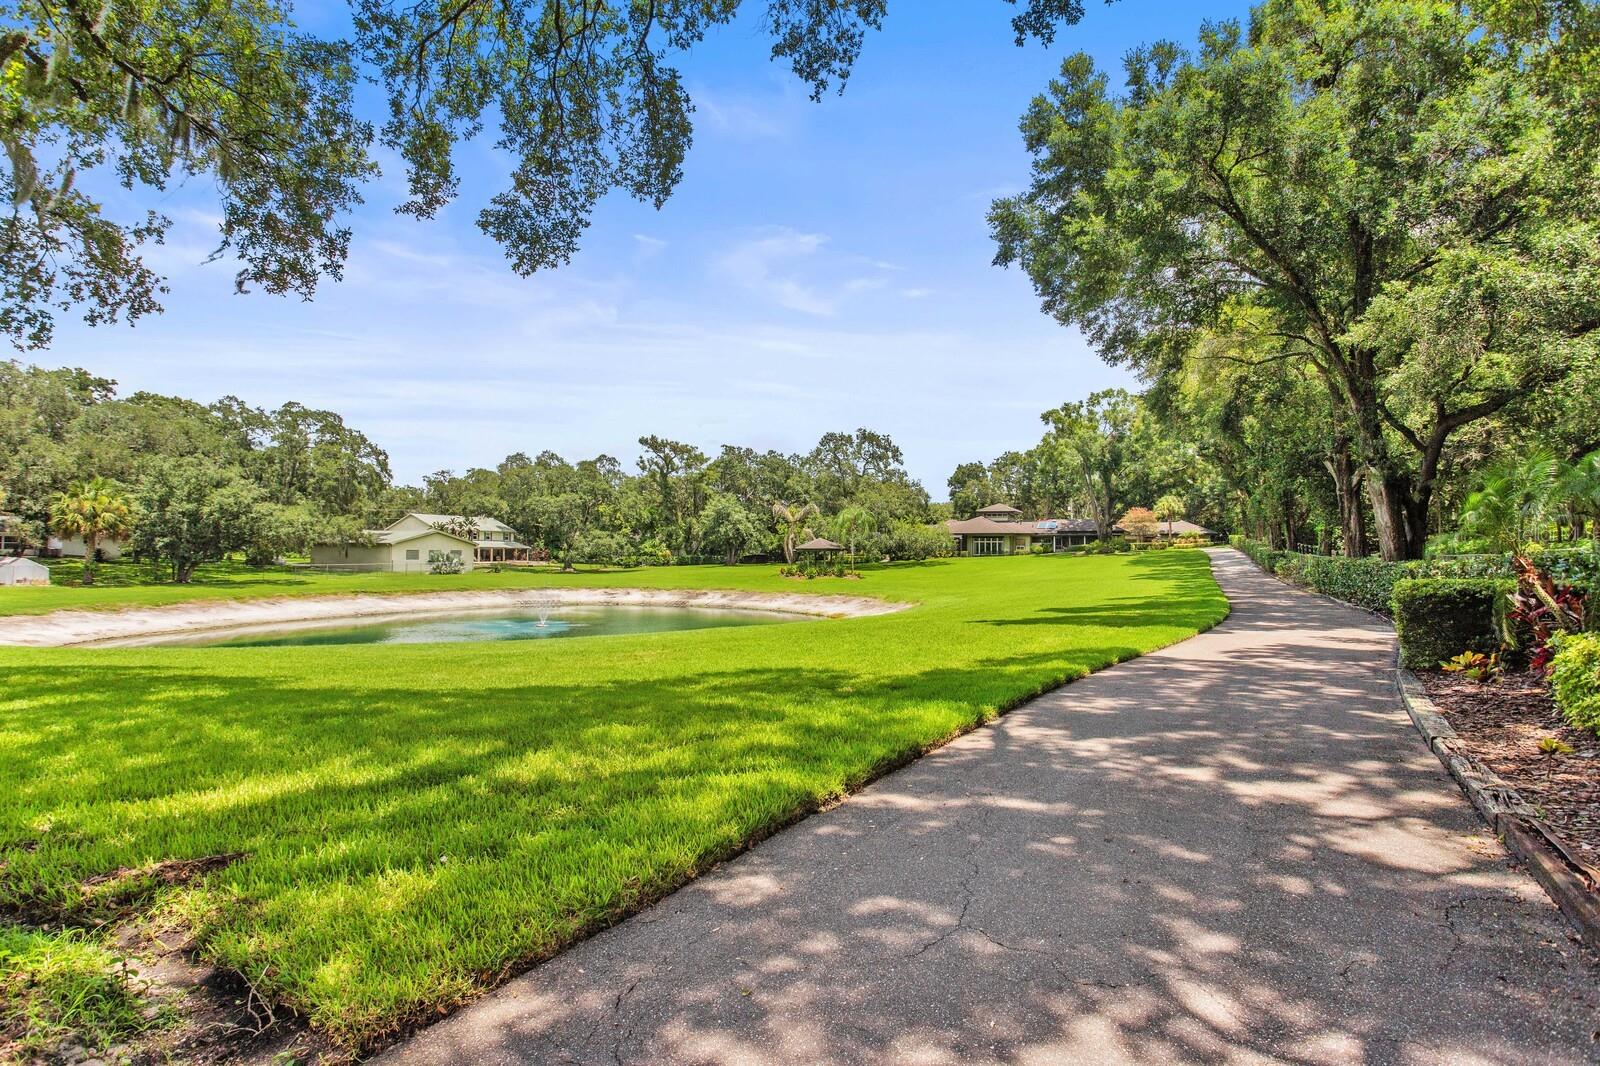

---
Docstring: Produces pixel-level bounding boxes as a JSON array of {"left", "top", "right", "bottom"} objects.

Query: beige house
[
  {"left": 308, "top": 513, "right": 539, "bottom": 572},
  {"left": 404, "top": 514, "right": 538, "bottom": 564},
  {"left": 946, "top": 504, "right": 1117, "bottom": 557}
]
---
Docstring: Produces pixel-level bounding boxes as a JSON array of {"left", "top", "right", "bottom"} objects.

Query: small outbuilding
[{"left": 0, "top": 557, "right": 50, "bottom": 586}]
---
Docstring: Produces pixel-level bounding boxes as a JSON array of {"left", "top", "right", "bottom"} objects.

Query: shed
[{"left": 0, "top": 557, "right": 50, "bottom": 586}]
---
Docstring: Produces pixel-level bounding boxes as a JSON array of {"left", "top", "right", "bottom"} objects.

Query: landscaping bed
[{"left": 1420, "top": 671, "right": 1600, "bottom": 864}]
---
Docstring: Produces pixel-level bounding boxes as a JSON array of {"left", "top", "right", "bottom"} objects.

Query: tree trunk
[
  {"left": 1325, "top": 441, "right": 1366, "bottom": 557},
  {"left": 1343, "top": 367, "right": 1424, "bottom": 561},
  {"left": 82, "top": 530, "right": 98, "bottom": 586},
  {"left": 1365, "top": 471, "right": 1418, "bottom": 561}
]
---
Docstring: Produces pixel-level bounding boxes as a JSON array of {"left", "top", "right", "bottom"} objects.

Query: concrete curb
[{"left": 1396, "top": 668, "right": 1600, "bottom": 950}]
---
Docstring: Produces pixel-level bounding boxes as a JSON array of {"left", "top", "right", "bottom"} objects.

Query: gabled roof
[
  {"left": 1155, "top": 519, "right": 1215, "bottom": 536},
  {"left": 396, "top": 513, "right": 517, "bottom": 534},
  {"left": 975, "top": 503, "right": 1023, "bottom": 516},
  {"left": 372, "top": 527, "right": 479, "bottom": 547},
  {"left": 946, "top": 517, "right": 1032, "bottom": 536},
  {"left": 0, "top": 556, "right": 47, "bottom": 569}
]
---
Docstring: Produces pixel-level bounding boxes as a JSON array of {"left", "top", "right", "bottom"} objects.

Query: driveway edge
[{"left": 1396, "top": 668, "right": 1600, "bottom": 949}]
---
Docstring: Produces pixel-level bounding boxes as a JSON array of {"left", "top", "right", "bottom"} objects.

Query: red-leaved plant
[{"left": 1506, "top": 557, "right": 1587, "bottom": 673}]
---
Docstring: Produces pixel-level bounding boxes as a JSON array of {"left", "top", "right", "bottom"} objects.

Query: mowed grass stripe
[{"left": 0, "top": 551, "right": 1226, "bottom": 1050}]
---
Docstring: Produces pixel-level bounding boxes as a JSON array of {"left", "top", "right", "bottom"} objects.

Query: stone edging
[
  {"left": 0, "top": 587, "right": 908, "bottom": 648},
  {"left": 1396, "top": 668, "right": 1600, "bottom": 949}
]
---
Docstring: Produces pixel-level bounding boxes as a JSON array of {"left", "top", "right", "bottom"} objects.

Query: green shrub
[
  {"left": 1294, "top": 554, "right": 1410, "bottom": 614},
  {"left": 1550, "top": 633, "right": 1600, "bottom": 734},
  {"left": 1492, "top": 587, "right": 1538, "bottom": 667},
  {"left": 1232, "top": 538, "right": 1514, "bottom": 616},
  {"left": 1231, "top": 537, "right": 1287, "bottom": 574},
  {"left": 1392, "top": 577, "right": 1512, "bottom": 670}
]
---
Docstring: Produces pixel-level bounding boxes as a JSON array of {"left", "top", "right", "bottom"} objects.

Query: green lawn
[
  {"left": 1, "top": 552, "right": 1226, "bottom": 1053},
  {"left": 1, "top": 558, "right": 583, "bottom": 616}
]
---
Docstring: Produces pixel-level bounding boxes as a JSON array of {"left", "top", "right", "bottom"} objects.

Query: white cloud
[
  {"left": 712, "top": 228, "right": 837, "bottom": 315},
  {"left": 710, "top": 229, "right": 910, "bottom": 317},
  {"left": 692, "top": 86, "right": 792, "bottom": 140},
  {"left": 632, "top": 234, "right": 669, "bottom": 261}
]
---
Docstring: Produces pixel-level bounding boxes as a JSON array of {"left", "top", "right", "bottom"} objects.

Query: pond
[{"left": 136, "top": 606, "right": 805, "bottom": 648}]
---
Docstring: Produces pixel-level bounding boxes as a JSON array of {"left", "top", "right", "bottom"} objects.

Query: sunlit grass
[
  {"left": 0, "top": 926, "right": 165, "bottom": 1057},
  {"left": 1, "top": 551, "right": 1226, "bottom": 1050}
]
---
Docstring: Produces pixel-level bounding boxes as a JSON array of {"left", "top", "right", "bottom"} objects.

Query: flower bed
[{"left": 1421, "top": 671, "right": 1600, "bottom": 865}]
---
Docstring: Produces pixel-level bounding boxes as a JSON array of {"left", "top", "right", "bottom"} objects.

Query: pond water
[{"left": 148, "top": 606, "right": 804, "bottom": 648}]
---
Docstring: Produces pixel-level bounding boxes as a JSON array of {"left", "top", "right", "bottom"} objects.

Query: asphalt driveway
[{"left": 381, "top": 549, "right": 1599, "bottom": 1065}]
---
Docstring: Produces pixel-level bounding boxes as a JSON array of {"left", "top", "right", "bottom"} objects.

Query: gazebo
[{"left": 795, "top": 537, "right": 844, "bottom": 555}]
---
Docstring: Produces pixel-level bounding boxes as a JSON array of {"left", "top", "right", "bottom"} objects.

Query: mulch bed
[{"left": 1421, "top": 671, "right": 1600, "bottom": 863}]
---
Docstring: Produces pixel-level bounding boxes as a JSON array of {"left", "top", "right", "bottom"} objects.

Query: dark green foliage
[
  {"left": 1550, "top": 633, "right": 1600, "bottom": 735},
  {"left": 1233, "top": 538, "right": 1513, "bottom": 616},
  {"left": 1392, "top": 578, "right": 1514, "bottom": 670},
  {"left": 1493, "top": 589, "right": 1538, "bottom": 668}
]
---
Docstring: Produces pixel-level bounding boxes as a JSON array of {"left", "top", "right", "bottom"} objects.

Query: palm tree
[
  {"left": 832, "top": 505, "right": 877, "bottom": 575},
  {"left": 1153, "top": 494, "right": 1185, "bottom": 537},
  {"left": 1556, "top": 449, "right": 1600, "bottom": 545},
  {"left": 1459, "top": 449, "right": 1562, "bottom": 559},
  {"left": 50, "top": 477, "right": 135, "bottom": 586},
  {"left": 772, "top": 501, "right": 819, "bottom": 564}
]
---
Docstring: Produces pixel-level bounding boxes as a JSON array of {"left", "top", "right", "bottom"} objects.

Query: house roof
[
  {"left": 947, "top": 517, "right": 1124, "bottom": 537},
  {"left": 398, "top": 513, "right": 517, "bottom": 534},
  {"left": 796, "top": 537, "right": 844, "bottom": 551},
  {"left": 1030, "top": 518, "right": 1101, "bottom": 534},
  {"left": 372, "top": 527, "right": 479, "bottom": 548},
  {"left": 1155, "top": 519, "right": 1215, "bottom": 536},
  {"left": 975, "top": 503, "right": 1023, "bottom": 516},
  {"left": 946, "top": 517, "right": 1033, "bottom": 536}
]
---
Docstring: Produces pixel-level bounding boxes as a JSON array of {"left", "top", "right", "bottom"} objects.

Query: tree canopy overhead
[
  {"left": 991, "top": 0, "right": 1600, "bottom": 559},
  {"left": 0, "top": 0, "right": 1101, "bottom": 348}
]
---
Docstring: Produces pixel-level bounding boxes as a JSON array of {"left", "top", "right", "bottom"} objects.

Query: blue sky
[{"left": 48, "top": 0, "right": 1249, "bottom": 496}]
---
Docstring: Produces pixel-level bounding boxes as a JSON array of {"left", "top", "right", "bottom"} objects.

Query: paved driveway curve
[{"left": 382, "top": 550, "right": 1599, "bottom": 1065}]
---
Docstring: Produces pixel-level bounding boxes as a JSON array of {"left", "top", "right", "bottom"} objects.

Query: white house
[
  {"left": 0, "top": 557, "right": 50, "bottom": 586},
  {"left": 307, "top": 513, "right": 538, "bottom": 573},
  {"left": 403, "top": 514, "right": 538, "bottom": 564},
  {"left": 47, "top": 534, "right": 126, "bottom": 561}
]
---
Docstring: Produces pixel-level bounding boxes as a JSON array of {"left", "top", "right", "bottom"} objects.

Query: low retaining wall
[
  {"left": 1397, "top": 669, "right": 1600, "bottom": 950},
  {"left": 1, "top": 587, "right": 908, "bottom": 648}
]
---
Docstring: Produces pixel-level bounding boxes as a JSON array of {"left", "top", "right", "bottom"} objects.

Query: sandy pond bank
[{"left": 0, "top": 587, "right": 909, "bottom": 648}]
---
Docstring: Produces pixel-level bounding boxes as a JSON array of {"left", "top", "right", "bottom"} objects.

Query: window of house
[
  {"left": 405, "top": 549, "right": 420, "bottom": 561},
  {"left": 972, "top": 536, "right": 1007, "bottom": 556}
]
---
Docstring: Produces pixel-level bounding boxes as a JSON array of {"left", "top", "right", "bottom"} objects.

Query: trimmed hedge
[
  {"left": 1230, "top": 537, "right": 1512, "bottom": 616},
  {"left": 1551, "top": 633, "right": 1600, "bottom": 735},
  {"left": 1392, "top": 577, "right": 1512, "bottom": 670}
]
